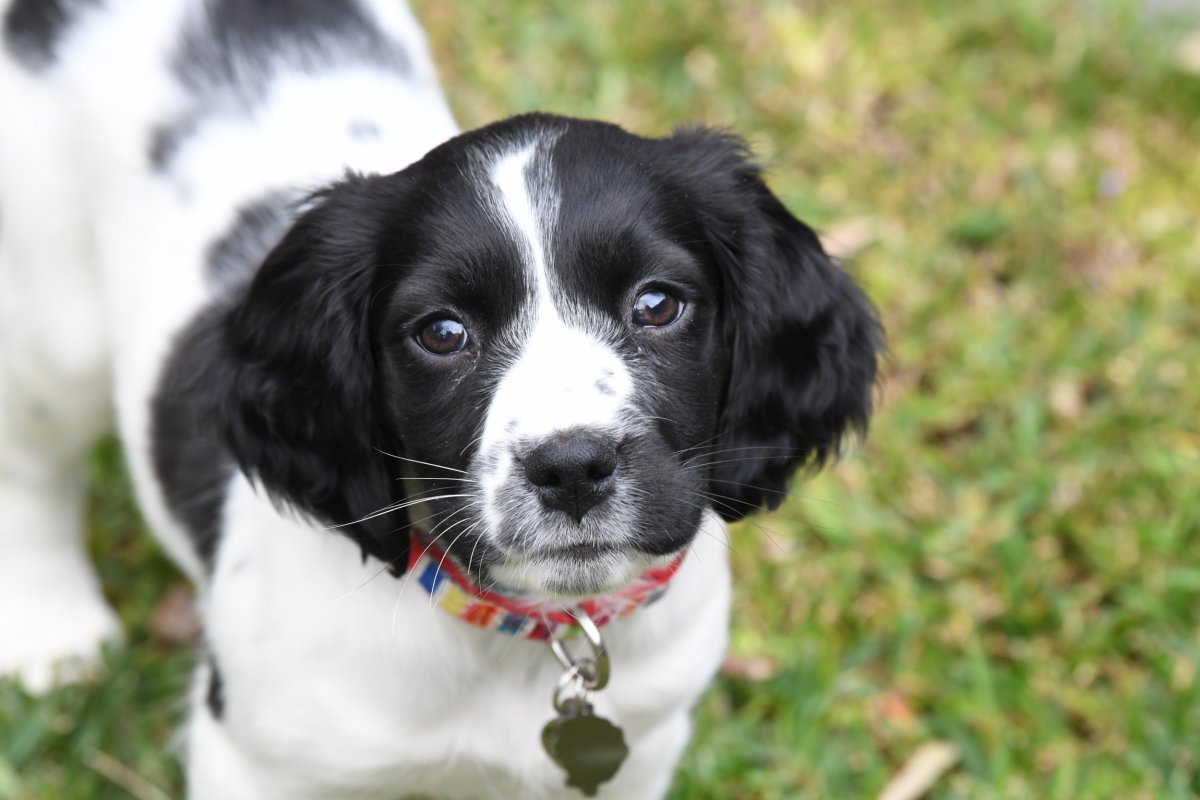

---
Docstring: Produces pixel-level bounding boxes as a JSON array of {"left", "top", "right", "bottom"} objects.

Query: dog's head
[{"left": 215, "top": 114, "right": 881, "bottom": 596}]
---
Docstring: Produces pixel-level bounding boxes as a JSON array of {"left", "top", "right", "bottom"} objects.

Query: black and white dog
[{"left": 0, "top": 0, "right": 880, "bottom": 797}]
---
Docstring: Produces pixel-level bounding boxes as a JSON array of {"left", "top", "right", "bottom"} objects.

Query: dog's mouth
[
  {"left": 538, "top": 542, "right": 620, "bottom": 560},
  {"left": 485, "top": 542, "right": 654, "bottom": 598}
]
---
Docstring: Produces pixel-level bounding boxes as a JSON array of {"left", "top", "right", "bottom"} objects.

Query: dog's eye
[
  {"left": 417, "top": 318, "right": 468, "bottom": 355},
  {"left": 632, "top": 290, "right": 683, "bottom": 328}
]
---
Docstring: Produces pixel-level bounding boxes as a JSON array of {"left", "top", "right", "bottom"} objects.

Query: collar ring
[{"left": 548, "top": 609, "right": 609, "bottom": 691}]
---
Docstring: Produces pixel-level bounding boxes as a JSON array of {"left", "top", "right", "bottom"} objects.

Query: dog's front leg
[
  {"left": 0, "top": 63, "right": 120, "bottom": 688},
  {"left": 0, "top": 457, "right": 121, "bottom": 691}
]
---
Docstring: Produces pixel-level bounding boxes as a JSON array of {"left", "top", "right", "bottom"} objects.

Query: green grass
[{"left": 4, "top": 0, "right": 1200, "bottom": 797}]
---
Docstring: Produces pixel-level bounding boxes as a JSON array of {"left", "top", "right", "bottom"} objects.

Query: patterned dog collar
[{"left": 407, "top": 533, "right": 686, "bottom": 641}]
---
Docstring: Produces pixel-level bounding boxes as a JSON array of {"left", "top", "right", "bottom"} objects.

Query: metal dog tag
[{"left": 541, "top": 696, "right": 629, "bottom": 797}]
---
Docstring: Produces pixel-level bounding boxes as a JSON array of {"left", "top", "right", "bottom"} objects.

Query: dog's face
[
  {"left": 373, "top": 126, "right": 727, "bottom": 595},
  {"left": 215, "top": 115, "right": 881, "bottom": 595}
]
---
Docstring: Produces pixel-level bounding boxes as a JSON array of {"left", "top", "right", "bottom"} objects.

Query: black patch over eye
[
  {"left": 632, "top": 290, "right": 683, "bottom": 328},
  {"left": 417, "top": 318, "right": 468, "bottom": 355}
]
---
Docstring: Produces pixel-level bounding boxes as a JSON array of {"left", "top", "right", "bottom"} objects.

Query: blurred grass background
[{"left": 3, "top": 0, "right": 1200, "bottom": 797}]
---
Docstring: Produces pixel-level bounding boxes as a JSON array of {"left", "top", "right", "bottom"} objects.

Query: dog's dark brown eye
[
  {"left": 417, "top": 318, "right": 468, "bottom": 355},
  {"left": 632, "top": 290, "right": 683, "bottom": 328}
]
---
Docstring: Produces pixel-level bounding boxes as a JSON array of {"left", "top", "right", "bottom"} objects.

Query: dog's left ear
[
  {"left": 212, "top": 175, "right": 412, "bottom": 569},
  {"left": 662, "top": 129, "right": 883, "bottom": 521}
]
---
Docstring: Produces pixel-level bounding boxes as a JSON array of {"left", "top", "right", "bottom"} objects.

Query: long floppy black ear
[
  {"left": 665, "top": 129, "right": 882, "bottom": 521},
  {"left": 212, "top": 175, "right": 411, "bottom": 568}
]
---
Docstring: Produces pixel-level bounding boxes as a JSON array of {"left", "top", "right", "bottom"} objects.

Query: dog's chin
[{"left": 486, "top": 547, "right": 654, "bottom": 598}]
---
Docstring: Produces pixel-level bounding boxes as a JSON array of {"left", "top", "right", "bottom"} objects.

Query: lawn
[{"left": 3, "top": 0, "right": 1199, "bottom": 797}]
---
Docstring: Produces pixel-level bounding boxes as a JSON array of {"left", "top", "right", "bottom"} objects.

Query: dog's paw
[{"left": 0, "top": 561, "right": 122, "bottom": 693}]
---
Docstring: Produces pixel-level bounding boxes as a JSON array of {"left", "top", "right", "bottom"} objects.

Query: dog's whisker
[
  {"left": 696, "top": 478, "right": 789, "bottom": 497},
  {"left": 414, "top": 504, "right": 479, "bottom": 558},
  {"left": 670, "top": 432, "right": 739, "bottom": 459},
  {"left": 692, "top": 480, "right": 839, "bottom": 517},
  {"left": 681, "top": 443, "right": 811, "bottom": 462},
  {"left": 458, "top": 432, "right": 486, "bottom": 458},
  {"left": 651, "top": 496, "right": 737, "bottom": 553},
  {"left": 325, "top": 493, "right": 473, "bottom": 531},
  {"left": 395, "top": 485, "right": 478, "bottom": 500},
  {"left": 453, "top": 519, "right": 486, "bottom": 587},
  {"left": 373, "top": 448, "right": 470, "bottom": 475},
  {"left": 700, "top": 489, "right": 839, "bottom": 524},
  {"left": 696, "top": 491, "right": 816, "bottom": 546},
  {"left": 335, "top": 558, "right": 406, "bottom": 603},
  {"left": 692, "top": 521, "right": 738, "bottom": 553},
  {"left": 426, "top": 519, "right": 480, "bottom": 613},
  {"left": 390, "top": 505, "right": 482, "bottom": 635},
  {"left": 339, "top": 510, "right": 457, "bottom": 591},
  {"left": 678, "top": 452, "right": 819, "bottom": 472},
  {"left": 331, "top": 502, "right": 479, "bottom": 604},
  {"left": 697, "top": 493, "right": 786, "bottom": 552},
  {"left": 678, "top": 444, "right": 815, "bottom": 464},
  {"left": 467, "top": 522, "right": 486, "bottom": 577},
  {"left": 671, "top": 417, "right": 800, "bottom": 458}
]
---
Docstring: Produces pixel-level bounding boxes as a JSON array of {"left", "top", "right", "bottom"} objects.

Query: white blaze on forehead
[
  {"left": 480, "top": 143, "right": 634, "bottom": 454},
  {"left": 490, "top": 146, "right": 555, "bottom": 310}
]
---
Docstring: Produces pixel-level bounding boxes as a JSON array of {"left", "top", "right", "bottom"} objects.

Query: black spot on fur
[
  {"left": 151, "top": 0, "right": 410, "bottom": 171},
  {"left": 3, "top": 0, "right": 103, "bottom": 69},
  {"left": 148, "top": 114, "right": 201, "bottom": 174},
  {"left": 151, "top": 306, "right": 236, "bottom": 569},
  {"left": 206, "top": 192, "right": 296, "bottom": 289},
  {"left": 206, "top": 655, "right": 225, "bottom": 719}
]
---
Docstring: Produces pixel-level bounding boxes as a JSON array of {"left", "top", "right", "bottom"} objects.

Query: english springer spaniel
[{"left": 0, "top": 0, "right": 881, "bottom": 797}]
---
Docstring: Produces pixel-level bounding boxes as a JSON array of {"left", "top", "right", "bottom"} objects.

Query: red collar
[{"left": 407, "top": 532, "right": 686, "bottom": 641}]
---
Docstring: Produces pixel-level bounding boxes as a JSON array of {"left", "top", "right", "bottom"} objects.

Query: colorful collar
[{"left": 407, "top": 532, "right": 686, "bottom": 641}]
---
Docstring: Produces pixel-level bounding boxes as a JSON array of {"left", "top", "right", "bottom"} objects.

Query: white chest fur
[{"left": 195, "top": 476, "right": 731, "bottom": 800}]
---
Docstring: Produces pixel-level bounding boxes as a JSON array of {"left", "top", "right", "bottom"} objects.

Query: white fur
[{"left": 0, "top": 1, "right": 731, "bottom": 796}]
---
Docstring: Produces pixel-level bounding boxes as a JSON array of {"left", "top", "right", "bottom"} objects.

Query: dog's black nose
[{"left": 523, "top": 431, "right": 618, "bottom": 523}]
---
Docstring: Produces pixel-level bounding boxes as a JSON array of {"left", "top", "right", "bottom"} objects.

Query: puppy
[{"left": 0, "top": 0, "right": 881, "bottom": 797}]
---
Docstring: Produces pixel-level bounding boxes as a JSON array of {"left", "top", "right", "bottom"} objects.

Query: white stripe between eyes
[{"left": 490, "top": 145, "right": 557, "bottom": 315}]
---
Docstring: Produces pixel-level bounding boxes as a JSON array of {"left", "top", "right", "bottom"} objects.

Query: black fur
[
  {"left": 152, "top": 194, "right": 296, "bottom": 567},
  {"left": 205, "top": 192, "right": 296, "bottom": 289},
  {"left": 206, "top": 655, "right": 225, "bottom": 719},
  {"left": 151, "top": 306, "right": 235, "bottom": 569},
  {"left": 152, "top": 0, "right": 409, "bottom": 171},
  {"left": 174, "top": 0, "right": 409, "bottom": 96},
  {"left": 3, "top": 0, "right": 103, "bottom": 69}
]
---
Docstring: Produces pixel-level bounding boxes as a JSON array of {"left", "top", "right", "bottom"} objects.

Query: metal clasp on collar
[{"left": 547, "top": 609, "right": 609, "bottom": 711}]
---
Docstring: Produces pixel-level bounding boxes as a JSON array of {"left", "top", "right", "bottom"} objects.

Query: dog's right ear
[
  {"left": 657, "top": 128, "right": 883, "bottom": 521},
  {"left": 211, "top": 175, "right": 412, "bottom": 569}
]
